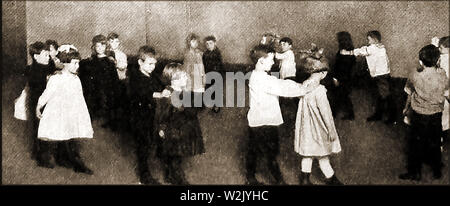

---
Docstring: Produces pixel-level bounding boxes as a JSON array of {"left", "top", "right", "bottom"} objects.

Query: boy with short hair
[
  {"left": 246, "top": 44, "right": 315, "bottom": 185},
  {"left": 275, "top": 37, "right": 296, "bottom": 80},
  {"left": 129, "top": 46, "right": 166, "bottom": 184},
  {"left": 107, "top": 32, "right": 130, "bottom": 130},
  {"left": 341, "top": 30, "right": 396, "bottom": 123},
  {"left": 202, "top": 35, "right": 223, "bottom": 113},
  {"left": 26, "top": 41, "right": 53, "bottom": 167},
  {"left": 399, "top": 45, "right": 449, "bottom": 181}
]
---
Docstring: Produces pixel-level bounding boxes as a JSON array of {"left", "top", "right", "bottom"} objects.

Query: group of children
[
  {"left": 18, "top": 29, "right": 449, "bottom": 185},
  {"left": 21, "top": 32, "right": 224, "bottom": 185}
]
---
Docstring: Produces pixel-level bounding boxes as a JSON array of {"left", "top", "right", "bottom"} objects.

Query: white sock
[
  {"left": 301, "top": 157, "right": 313, "bottom": 173},
  {"left": 318, "top": 157, "right": 334, "bottom": 178}
]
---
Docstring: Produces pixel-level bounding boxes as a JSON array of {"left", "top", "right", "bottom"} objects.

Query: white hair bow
[{"left": 58, "top": 44, "right": 78, "bottom": 53}]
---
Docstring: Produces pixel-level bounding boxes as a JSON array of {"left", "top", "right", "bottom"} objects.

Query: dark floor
[{"left": 2, "top": 73, "right": 449, "bottom": 185}]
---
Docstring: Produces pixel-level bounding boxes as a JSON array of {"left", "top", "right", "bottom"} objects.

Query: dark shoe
[
  {"left": 341, "top": 114, "right": 355, "bottom": 121},
  {"left": 367, "top": 114, "right": 382, "bottom": 122},
  {"left": 246, "top": 176, "right": 263, "bottom": 185},
  {"left": 55, "top": 158, "right": 73, "bottom": 169},
  {"left": 298, "top": 172, "right": 312, "bottom": 185},
  {"left": 432, "top": 169, "right": 442, "bottom": 180},
  {"left": 72, "top": 157, "right": 93, "bottom": 175},
  {"left": 73, "top": 164, "right": 93, "bottom": 175},
  {"left": 140, "top": 173, "right": 160, "bottom": 185},
  {"left": 37, "top": 161, "right": 55, "bottom": 169},
  {"left": 325, "top": 175, "right": 344, "bottom": 185},
  {"left": 398, "top": 172, "right": 421, "bottom": 181}
]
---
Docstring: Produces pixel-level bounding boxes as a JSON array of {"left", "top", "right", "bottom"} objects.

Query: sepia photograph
[{"left": 2, "top": 0, "right": 449, "bottom": 191}]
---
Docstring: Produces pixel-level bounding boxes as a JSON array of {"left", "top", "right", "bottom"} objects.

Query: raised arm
[{"left": 260, "top": 75, "right": 312, "bottom": 97}]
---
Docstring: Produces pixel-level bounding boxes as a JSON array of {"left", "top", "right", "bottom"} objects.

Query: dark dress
[
  {"left": 329, "top": 52, "right": 356, "bottom": 117},
  {"left": 78, "top": 55, "right": 119, "bottom": 118},
  {"left": 154, "top": 90, "right": 205, "bottom": 158}
]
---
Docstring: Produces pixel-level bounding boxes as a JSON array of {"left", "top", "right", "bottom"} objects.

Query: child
[
  {"left": 106, "top": 32, "right": 129, "bottom": 131},
  {"left": 275, "top": 37, "right": 296, "bottom": 80},
  {"left": 25, "top": 41, "right": 53, "bottom": 167},
  {"left": 184, "top": 34, "right": 206, "bottom": 95},
  {"left": 246, "top": 44, "right": 316, "bottom": 185},
  {"left": 340, "top": 30, "right": 396, "bottom": 124},
  {"left": 45, "top": 39, "right": 62, "bottom": 72},
  {"left": 432, "top": 36, "right": 449, "bottom": 146},
  {"left": 128, "top": 46, "right": 166, "bottom": 184},
  {"left": 294, "top": 44, "right": 343, "bottom": 185},
  {"left": 35, "top": 45, "right": 94, "bottom": 175},
  {"left": 202, "top": 35, "right": 223, "bottom": 113},
  {"left": 107, "top": 32, "right": 128, "bottom": 81},
  {"left": 78, "top": 35, "right": 119, "bottom": 125},
  {"left": 330, "top": 32, "right": 356, "bottom": 120},
  {"left": 154, "top": 63, "right": 205, "bottom": 185},
  {"left": 399, "top": 45, "right": 449, "bottom": 181}
]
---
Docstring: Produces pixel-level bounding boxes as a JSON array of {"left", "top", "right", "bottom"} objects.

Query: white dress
[
  {"left": 294, "top": 84, "right": 341, "bottom": 156},
  {"left": 37, "top": 72, "right": 93, "bottom": 141}
]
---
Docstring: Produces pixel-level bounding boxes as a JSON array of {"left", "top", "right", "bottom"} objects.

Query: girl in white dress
[
  {"left": 294, "top": 44, "right": 343, "bottom": 185},
  {"left": 36, "top": 45, "right": 94, "bottom": 175}
]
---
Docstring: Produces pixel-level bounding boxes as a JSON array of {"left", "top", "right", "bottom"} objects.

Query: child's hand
[
  {"left": 161, "top": 89, "right": 171, "bottom": 98},
  {"left": 36, "top": 107, "right": 42, "bottom": 119},
  {"left": 159, "top": 130, "right": 165, "bottom": 139},
  {"left": 333, "top": 78, "right": 339, "bottom": 87}
]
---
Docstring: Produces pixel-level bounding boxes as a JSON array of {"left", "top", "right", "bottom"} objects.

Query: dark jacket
[
  {"left": 202, "top": 48, "right": 223, "bottom": 73},
  {"left": 332, "top": 52, "right": 356, "bottom": 83},
  {"left": 128, "top": 65, "right": 165, "bottom": 130},
  {"left": 78, "top": 55, "right": 119, "bottom": 113}
]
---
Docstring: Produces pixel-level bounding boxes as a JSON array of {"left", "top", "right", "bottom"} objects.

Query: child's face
[
  {"left": 259, "top": 53, "right": 275, "bottom": 71},
  {"left": 109, "top": 38, "right": 120, "bottom": 50},
  {"left": 95, "top": 42, "right": 106, "bottom": 55},
  {"left": 34, "top": 50, "right": 50, "bottom": 65},
  {"left": 67, "top": 59, "right": 80, "bottom": 74},
  {"left": 190, "top": 39, "right": 198, "bottom": 49},
  {"left": 49, "top": 45, "right": 58, "bottom": 59},
  {"left": 367, "top": 36, "right": 378, "bottom": 45},
  {"left": 171, "top": 71, "right": 188, "bottom": 89},
  {"left": 205, "top": 40, "right": 216, "bottom": 51},
  {"left": 280, "top": 41, "right": 292, "bottom": 52},
  {"left": 138, "top": 55, "right": 157, "bottom": 75}
]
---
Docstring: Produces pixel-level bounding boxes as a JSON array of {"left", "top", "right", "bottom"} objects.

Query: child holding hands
[{"left": 36, "top": 45, "right": 94, "bottom": 175}]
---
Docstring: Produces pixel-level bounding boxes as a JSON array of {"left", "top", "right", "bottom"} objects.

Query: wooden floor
[{"left": 2, "top": 74, "right": 448, "bottom": 185}]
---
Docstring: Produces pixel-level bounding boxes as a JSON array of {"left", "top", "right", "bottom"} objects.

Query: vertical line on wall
[{"left": 145, "top": 1, "right": 149, "bottom": 46}]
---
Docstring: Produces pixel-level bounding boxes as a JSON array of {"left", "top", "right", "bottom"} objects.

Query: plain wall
[
  {"left": 2, "top": 1, "right": 27, "bottom": 79},
  {"left": 19, "top": 1, "right": 450, "bottom": 77},
  {"left": 25, "top": 1, "right": 147, "bottom": 64}
]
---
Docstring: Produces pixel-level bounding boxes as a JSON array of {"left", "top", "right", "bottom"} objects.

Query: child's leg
[
  {"left": 66, "top": 139, "right": 93, "bottom": 175},
  {"left": 299, "top": 157, "right": 313, "bottom": 185},
  {"left": 426, "top": 113, "right": 443, "bottom": 178},
  {"left": 36, "top": 140, "right": 55, "bottom": 168},
  {"left": 318, "top": 157, "right": 334, "bottom": 178},
  {"left": 301, "top": 157, "right": 313, "bottom": 173},
  {"left": 245, "top": 127, "right": 260, "bottom": 184},
  {"left": 262, "top": 126, "right": 284, "bottom": 184},
  {"left": 400, "top": 111, "right": 424, "bottom": 180},
  {"left": 318, "top": 156, "right": 343, "bottom": 185}
]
